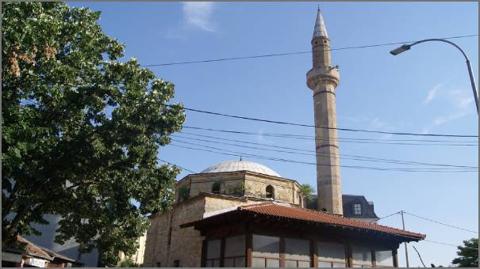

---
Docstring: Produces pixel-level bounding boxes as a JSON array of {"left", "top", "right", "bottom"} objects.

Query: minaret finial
[{"left": 313, "top": 7, "right": 328, "bottom": 39}]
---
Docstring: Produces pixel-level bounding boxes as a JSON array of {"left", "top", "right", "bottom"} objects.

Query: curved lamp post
[{"left": 390, "top": 39, "right": 479, "bottom": 115}]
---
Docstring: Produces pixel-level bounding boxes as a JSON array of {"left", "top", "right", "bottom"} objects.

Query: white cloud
[
  {"left": 182, "top": 2, "right": 216, "bottom": 32},
  {"left": 421, "top": 88, "right": 475, "bottom": 133},
  {"left": 448, "top": 89, "right": 474, "bottom": 110},
  {"left": 423, "top": 84, "right": 442, "bottom": 104}
]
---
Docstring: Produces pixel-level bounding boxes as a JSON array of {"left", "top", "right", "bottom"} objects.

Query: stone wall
[
  {"left": 144, "top": 171, "right": 306, "bottom": 267},
  {"left": 143, "top": 194, "right": 261, "bottom": 267}
]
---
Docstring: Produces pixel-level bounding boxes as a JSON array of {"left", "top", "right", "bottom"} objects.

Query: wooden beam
[
  {"left": 201, "top": 239, "right": 207, "bottom": 267},
  {"left": 220, "top": 237, "right": 225, "bottom": 267},
  {"left": 279, "top": 237, "right": 285, "bottom": 268},
  {"left": 371, "top": 249, "right": 376, "bottom": 267},
  {"left": 393, "top": 249, "right": 398, "bottom": 268},
  {"left": 310, "top": 239, "right": 318, "bottom": 268},
  {"left": 246, "top": 231, "right": 252, "bottom": 267},
  {"left": 346, "top": 243, "right": 353, "bottom": 267}
]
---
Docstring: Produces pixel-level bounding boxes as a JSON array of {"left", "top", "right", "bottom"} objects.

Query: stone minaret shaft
[{"left": 306, "top": 9, "right": 343, "bottom": 215}]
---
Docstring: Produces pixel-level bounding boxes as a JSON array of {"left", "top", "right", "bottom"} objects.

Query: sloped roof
[
  {"left": 16, "top": 235, "right": 77, "bottom": 263},
  {"left": 183, "top": 202, "right": 425, "bottom": 241}
]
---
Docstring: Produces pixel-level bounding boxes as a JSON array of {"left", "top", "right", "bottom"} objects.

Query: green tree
[
  {"left": 299, "top": 184, "right": 314, "bottom": 201},
  {"left": 452, "top": 238, "right": 478, "bottom": 267},
  {"left": 2, "top": 2, "right": 185, "bottom": 266}
]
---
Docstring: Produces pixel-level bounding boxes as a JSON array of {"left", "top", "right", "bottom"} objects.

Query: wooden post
[
  {"left": 246, "top": 232, "right": 252, "bottom": 267},
  {"left": 279, "top": 237, "right": 285, "bottom": 267},
  {"left": 220, "top": 237, "right": 225, "bottom": 267},
  {"left": 346, "top": 244, "right": 353, "bottom": 267},
  {"left": 201, "top": 239, "right": 207, "bottom": 267},
  {"left": 393, "top": 249, "right": 399, "bottom": 268},
  {"left": 310, "top": 240, "right": 318, "bottom": 268},
  {"left": 371, "top": 249, "right": 376, "bottom": 267}
]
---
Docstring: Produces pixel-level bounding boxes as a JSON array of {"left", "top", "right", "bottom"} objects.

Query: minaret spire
[
  {"left": 306, "top": 8, "right": 343, "bottom": 215},
  {"left": 313, "top": 7, "right": 328, "bottom": 38}
]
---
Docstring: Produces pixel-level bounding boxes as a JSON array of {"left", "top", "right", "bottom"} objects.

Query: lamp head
[{"left": 390, "top": 44, "right": 411, "bottom": 55}]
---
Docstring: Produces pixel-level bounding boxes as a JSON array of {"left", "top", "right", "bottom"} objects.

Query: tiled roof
[
  {"left": 238, "top": 203, "right": 425, "bottom": 240},
  {"left": 17, "top": 235, "right": 53, "bottom": 261},
  {"left": 183, "top": 202, "right": 425, "bottom": 241},
  {"left": 16, "top": 235, "right": 77, "bottom": 262}
]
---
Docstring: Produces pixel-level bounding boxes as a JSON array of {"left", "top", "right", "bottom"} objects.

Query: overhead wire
[
  {"left": 169, "top": 141, "right": 477, "bottom": 173},
  {"left": 181, "top": 126, "right": 477, "bottom": 147},
  {"left": 172, "top": 134, "right": 477, "bottom": 169},
  {"left": 159, "top": 159, "right": 197, "bottom": 174},
  {"left": 176, "top": 107, "right": 478, "bottom": 138},
  {"left": 404, "top": 211, "right": 478, "bottom": 234},
  {"left": 144, "top": 34, "right": 478, "bottom": 67}
]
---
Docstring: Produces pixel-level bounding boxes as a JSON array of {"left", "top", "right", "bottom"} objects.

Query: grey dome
[{"left": 201, "top": 160, "right": 280, "bottom": 177}]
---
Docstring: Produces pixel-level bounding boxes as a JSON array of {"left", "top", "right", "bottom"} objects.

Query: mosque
[{"left": 141, "top": 9, "right": 425, "bottom": 268}]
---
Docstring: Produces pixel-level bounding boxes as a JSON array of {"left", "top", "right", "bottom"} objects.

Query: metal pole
[
  {"left": 400, "top": 210, "right": 410, "bottom": 268},
  {"left": 466, "top": 59, "right": 479, "bottom": 114},
  {"left": 392, "top": 38, "right": 479, "bottom": 115}
]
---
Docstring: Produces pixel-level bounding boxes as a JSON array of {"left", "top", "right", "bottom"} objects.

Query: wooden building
[{"left": 183, "top": 203, "right": 424, "bottom": 268}]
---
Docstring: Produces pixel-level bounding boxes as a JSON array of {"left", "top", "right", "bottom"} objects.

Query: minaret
[{"left": 306, "top": 8, "right": 343, "bottom": 215}]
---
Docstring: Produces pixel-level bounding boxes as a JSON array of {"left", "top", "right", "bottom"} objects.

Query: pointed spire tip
[{"left": 313, "top": 7, "right": 328, "bottom": 39}]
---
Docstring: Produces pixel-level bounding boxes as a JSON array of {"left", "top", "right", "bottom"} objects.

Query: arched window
[
  {"left": 212, "top": 182, "right": 221, "bottom": 194},
  {"left": 266, "top": 185, "right": 275, "bottom": 199}
]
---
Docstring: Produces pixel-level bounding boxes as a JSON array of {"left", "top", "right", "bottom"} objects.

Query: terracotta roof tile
[{"left": 238, "top": 203, "right": 425, "bottom": 240}]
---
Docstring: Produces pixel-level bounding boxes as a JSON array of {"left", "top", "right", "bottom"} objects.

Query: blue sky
[{"left": 70, "top": 2, "right": 478, "bottom": 266}]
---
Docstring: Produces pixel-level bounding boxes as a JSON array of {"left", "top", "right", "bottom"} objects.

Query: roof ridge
[
  {"left": 290, "top": 205, "right": 424, "bottom": 236},
  {"left": 238, "top": 202, "right": 274, "bottom": 210},
  {"left": 243, "top": 203, "right": 425, "bottom": 238}
]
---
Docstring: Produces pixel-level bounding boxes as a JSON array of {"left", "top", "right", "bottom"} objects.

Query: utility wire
[
  {"left": 159, "top": 159, "right": 197, "bottom": 174},
  {"left": 404, "top": 211, "right": 478, "bottom": 234},
  {"left": 423, "top": 239, "right": 478, "bottom": 250},
  {"left": 178, "top": 107, "right": 478, "bottom": 138},
  {"left": 169, "top": 142, "right": 477, "bottom": 173},
  {"left": 180, "top": 130, "right": 477, "bottom": 145},
  {"left": 377, "top": 211, "right": 401, "bottom": 220},
  {"left": 172, "top": 135, "right": 478, "bottom": 169},
  {"left": 144, "top": 34, "right": 478, "bottom": 67},
  {"left": 182, "top": 126, "right": 477, "bottom": 146}
]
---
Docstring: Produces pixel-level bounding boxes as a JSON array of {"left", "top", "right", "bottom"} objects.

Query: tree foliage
[
  {"left": 2, "top": 2, "right": 185, "bottom": 266},
  {"left": 452, "top": 238, "right": 478, "bottom": 267},
  {"left": 299, "top": 183, "right": 314, "bottom": 201}
]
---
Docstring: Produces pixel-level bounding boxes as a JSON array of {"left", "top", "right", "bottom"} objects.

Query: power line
[
  {"left": 178, "top": 107, "right": 477, "bottom": 138},
  {"left": 159, "top": 159, "right": 197, "bottom": 174},
  {"left": 181, "top": 130, "right": 477, "bottom": 144},
  {"left": 378, "top": 211, "right": 401, "bottom": 220},
  {"left": 181, "top": 126, "right": 477, "bottom": 146},
  {"left": 144, "top": 34, "right": 478, "bottom": 67},
  {"left": 404, "top": 211, "right": 478, "bottom": 234},
  {"left": 173, "top": 134, "right": 477, "bottom": 169},
  {"left": 169, "top": 142, "right": 477, "bottom": 173},
  {"left": 423, "top": 239, "right": 478, "bottom": 250}
]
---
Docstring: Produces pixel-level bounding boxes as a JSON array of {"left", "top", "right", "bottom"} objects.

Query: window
[
  {"left": 212, "top": 182, "right": 221, "bottom": 194},
  {"left": 252, "top": 234, "right": 280, "bottom": 268},
  {"left": 285, "top": 238, "right": 310, "bottom": 268},
  {"left": 353, "top": 203, "right": 362, "bottom": 215},
  {"left": 205, "top": 239, "right": 221, "bottom": 267},
  {"left": 266, "top": 185, "right": 275, "bottom": 199},
  {"left": 375, "top": 249, "right": 394, "bottom": 267},
  {"left": 224, "top": 235, "right": 245, "bottom": 267},
  {"left": 351, "top": 245, "right": 373, "bottom": 268},
  {"left": 317, "top": 242, "right": 346, "bottom": 268}
]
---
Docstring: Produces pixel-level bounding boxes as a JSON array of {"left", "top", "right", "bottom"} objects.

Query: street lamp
[{"left": 390, "top": 38, "right": 479, "bottom": 115}]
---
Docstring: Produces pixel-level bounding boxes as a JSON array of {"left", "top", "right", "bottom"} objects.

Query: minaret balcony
[{"left": 306, "top": 66, "right": 340, "bottom": 89}]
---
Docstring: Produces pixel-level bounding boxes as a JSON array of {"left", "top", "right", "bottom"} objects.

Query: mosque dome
[{"left": 201, "top": 160, "right": 281, "bottom": 177}]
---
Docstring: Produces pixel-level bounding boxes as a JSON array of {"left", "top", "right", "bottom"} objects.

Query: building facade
[{"left": 142, "top": 9, "right": 425, "bottom": 268}]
